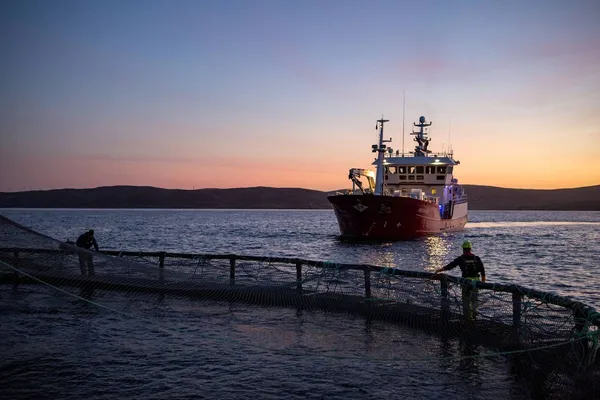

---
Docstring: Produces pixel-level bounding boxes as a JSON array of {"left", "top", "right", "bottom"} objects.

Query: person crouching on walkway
[
  {"left": 434, "top": 240, "right": 486, "bottom": 321},
  {"left": 76, "top": 229, "right": 99, "bottom": 276}
]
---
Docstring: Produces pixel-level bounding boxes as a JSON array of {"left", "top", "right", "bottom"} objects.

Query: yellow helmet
[{"left": 461, "top": 240, "right": 472, "bottom": 249}]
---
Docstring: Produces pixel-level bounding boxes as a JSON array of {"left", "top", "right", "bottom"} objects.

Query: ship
[{"left": 328, "top": 116, "right": 468, "bottom": 240}]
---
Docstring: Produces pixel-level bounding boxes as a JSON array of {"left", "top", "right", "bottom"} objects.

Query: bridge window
[
  {"left": 447, "top": 166, "right": 453, "bottom": 174},
  {"left": 397, "top": 166, "right": 406, "bottom": 174},
  {"left": 389, "top": 166, "right": 397, "bottom": 174},
  {"left": 437, "top": 166, "right": 447, "bottom": 174},
  {"left": 399, "top": 175, "right": 406, "bottom": 180},
  {"left": 408, "top": 175, "right": 415, "bottom": 181},
  {"left": 416, "top": 166, "right": 424, "bottom": 174},
  {"left": 426, "top": 166, "right": 435, "bottom": 174},
  {"left": 437, "top": 175, "right": 445, "bottom": 181},
  {"left": 416, "top": 175, "right": 424, "bottom": 180},
  {"left": 408, "top": 166, "right": 416, "bottom": 174}
]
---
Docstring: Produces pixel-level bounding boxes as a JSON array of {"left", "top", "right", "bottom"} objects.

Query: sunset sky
[{"left": 1, "top": 0, "right": 599, "bottom": 192}]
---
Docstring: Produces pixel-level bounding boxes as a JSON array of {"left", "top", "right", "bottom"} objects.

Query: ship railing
[
  {"left": 340, "top": 190, "right": 366, "bottom": 196},
  {"left": 384, "top": 151, "right": 455, "bottom": 158},
  {"left": 385, "top": 191, "right": 440, "bottom": 204},
  {"left": 451, "top": 195, "right": 468, "bottom": 204},
  {"left": 342, "top": 189, "right": 442, "bottom": 204}
]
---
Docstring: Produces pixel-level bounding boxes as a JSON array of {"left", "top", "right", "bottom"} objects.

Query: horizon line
[{"left": 1, "top": 183, "right": 599, "bottom": 194}]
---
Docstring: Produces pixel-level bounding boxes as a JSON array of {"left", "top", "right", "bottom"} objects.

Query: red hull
[{"left": 328, "top": 194, "right": 467, "bottom": 240}]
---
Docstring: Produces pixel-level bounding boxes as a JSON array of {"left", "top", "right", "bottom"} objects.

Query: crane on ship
[{"left": 348, "top": 168, "right": 375, "bottom": 194}]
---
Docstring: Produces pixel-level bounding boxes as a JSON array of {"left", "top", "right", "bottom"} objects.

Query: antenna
[
  {"left": 448, "top": 120, "right": 451, "bottom": 153},
  {"left": 402, "top": 90, "right": 406, "bottom": 155}
]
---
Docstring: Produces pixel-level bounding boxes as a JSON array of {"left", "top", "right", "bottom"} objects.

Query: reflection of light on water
[
  {"left": 424, "top": 236, "right": 452, "bottom": 272},
  {"left": 373, "top": 247, "right": 396, "bottom": 267},
  {"left": 467, "top": 221, "right": 600, "bottom": 229}
]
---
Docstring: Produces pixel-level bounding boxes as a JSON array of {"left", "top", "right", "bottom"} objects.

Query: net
[{"left": 1, "top": 214, "right": 598, "bottom": 398}]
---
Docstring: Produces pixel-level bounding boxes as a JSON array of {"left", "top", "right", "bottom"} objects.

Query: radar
[{"left": 419, "top": 116, "right": 426, "bottom": 123}]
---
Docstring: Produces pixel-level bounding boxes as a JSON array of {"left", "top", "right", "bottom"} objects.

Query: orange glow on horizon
[{"left": 1, "top": 149, "right": 598, "bottom": 192}]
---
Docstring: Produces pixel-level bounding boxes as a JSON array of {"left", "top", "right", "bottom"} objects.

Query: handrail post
[
  {"left": 572, "top": 305, "right": 596, "bottom": 365},
  {"left": 512, "top": 291, "right": 522, "bottom": 338},
  {"left": 364, "top": 268, "right": 371, "bottom": 299},
  {"left": 229, "top": 257, "right": 236, "bottom": 287},
  {"left": 296, "top": 262, "right": 302, "bottom": 294},
  {"left": 440, "top": 276, "right": 450, "bottom": 321}
]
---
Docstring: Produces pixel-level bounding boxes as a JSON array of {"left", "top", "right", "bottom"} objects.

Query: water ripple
[{"left": 1, "top": 209, "right": 599, "bottom": 399}]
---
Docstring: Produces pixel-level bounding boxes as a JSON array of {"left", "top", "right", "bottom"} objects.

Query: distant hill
[
  {"left": 0, "top": 185, "right": 598, "bottom": 210},
  {"left": 464, "top": 185, "right": 600, "bottom": 210},
  {"left": 0, "top": 186, "right": 330, "bottom": 209}
]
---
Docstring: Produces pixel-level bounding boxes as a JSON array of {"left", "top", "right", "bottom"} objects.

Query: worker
[
  {"left": 434, "top": 240, "right": 486, "bottom": 320},
  {"left": 76, "top": 229, "right": 99, "bottom": 276}
]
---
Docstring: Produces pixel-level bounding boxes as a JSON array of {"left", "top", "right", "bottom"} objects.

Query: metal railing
[{"left": 3, "top": 247, "right": 599, "bottom": 335}]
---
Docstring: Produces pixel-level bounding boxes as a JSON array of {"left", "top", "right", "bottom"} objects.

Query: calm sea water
[
  {"left": 1, "top": 209, "right": 599, "bottom": 399},
  {"left": 2, "top": 209, "right": 599, "bottom": 307}
]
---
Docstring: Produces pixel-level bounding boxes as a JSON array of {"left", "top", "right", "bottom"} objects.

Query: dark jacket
[
  {"left": 442, "top": 252, "right": 485, "bottom": 279},
  {"left": 76, "top": 232, "right": 98, "bottom": 251}
]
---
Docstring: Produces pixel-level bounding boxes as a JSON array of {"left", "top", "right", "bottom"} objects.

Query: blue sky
[{"left": 1, "top": 0, "right": 599, "bottom": 191}]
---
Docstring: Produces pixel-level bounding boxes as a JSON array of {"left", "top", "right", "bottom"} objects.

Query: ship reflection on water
[{"left": 332, "top": 233, "right": 455, "bottom": 273}]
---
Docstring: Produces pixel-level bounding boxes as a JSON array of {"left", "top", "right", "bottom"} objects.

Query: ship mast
[
  {"left": 373, "top": 118, "right": 391, "bottom": 195},
  {"left": 411, "top": 116, "right": 432, "bottom": 157}
]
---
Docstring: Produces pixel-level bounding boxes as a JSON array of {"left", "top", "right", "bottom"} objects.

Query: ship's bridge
[{"left": 373, "top": 155, "right": 459, "bottom": 186}]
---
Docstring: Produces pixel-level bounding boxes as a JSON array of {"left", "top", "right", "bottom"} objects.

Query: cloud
[{"left": 515, "top": 37, "right": 599, "bottom": 62}]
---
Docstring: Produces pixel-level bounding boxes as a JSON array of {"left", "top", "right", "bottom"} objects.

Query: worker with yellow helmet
[
  {"left": 434, "top": 240, "right": 486, "bottom": 281},
  {"left": 434, "top": 240, "right": 486, "bottom": 320}
]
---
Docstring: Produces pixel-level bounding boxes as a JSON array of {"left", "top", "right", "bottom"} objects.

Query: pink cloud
[{"left": 515, "top": 37, "right": 600, "bottom": 62}]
